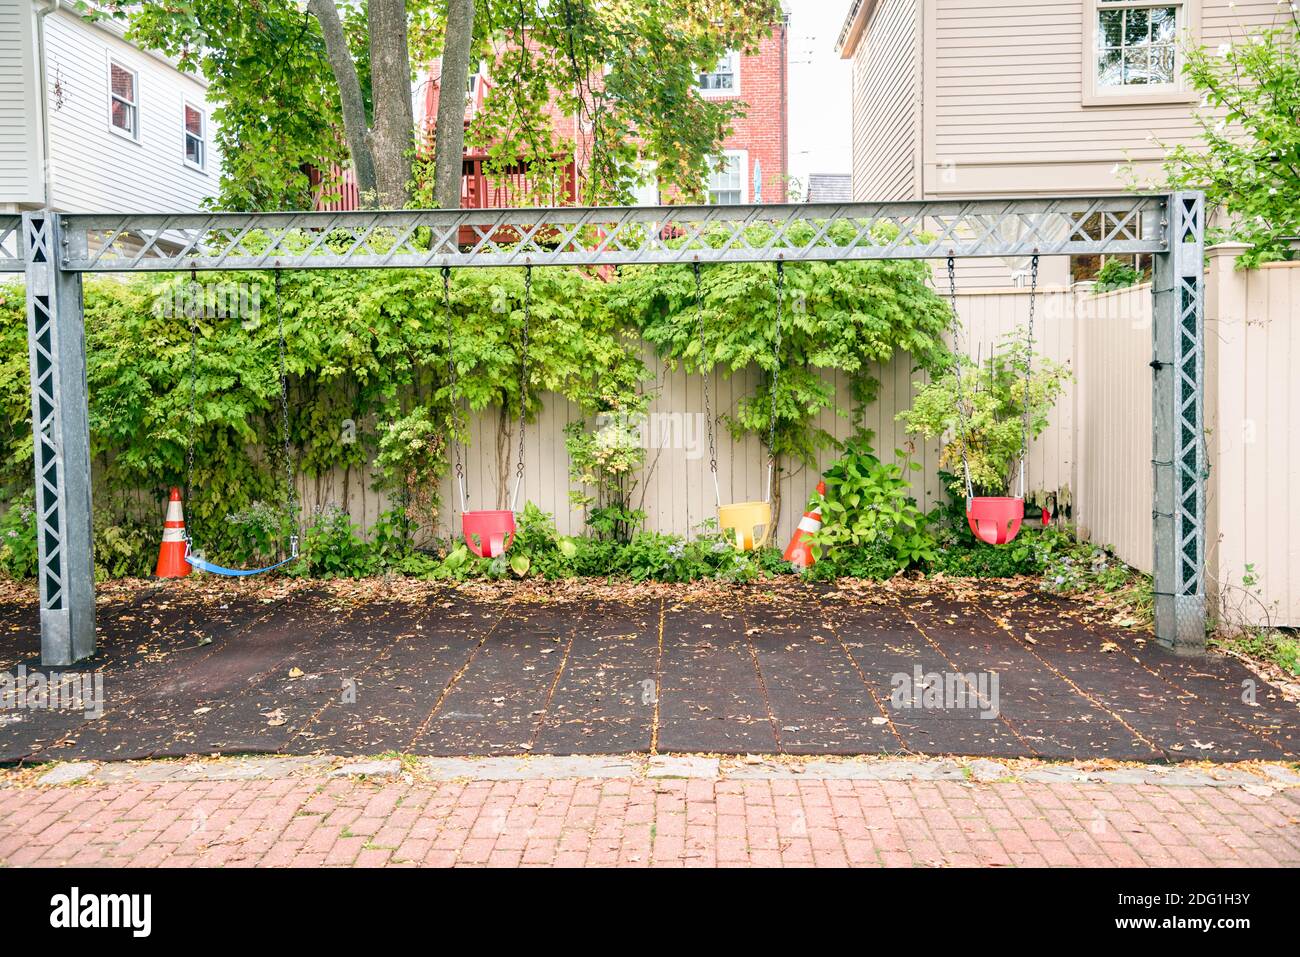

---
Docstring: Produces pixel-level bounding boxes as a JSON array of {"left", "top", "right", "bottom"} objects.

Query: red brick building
[
  {"left": 318, "top": 18, "right": 789, "bottom": 211},
  {"left": 688, "top": 20, "right": 790, "bottom": 206}
]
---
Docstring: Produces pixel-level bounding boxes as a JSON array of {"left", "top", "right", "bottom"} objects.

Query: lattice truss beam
[
  {"left": 1172, "top": 195, "right": 1206, "bottom": 603},
  {"left": 0, "top": 216, "right": 22, "bottom": 271},
  {"left": 51, "top": 195, "right": 1168, "bottom": 272}
]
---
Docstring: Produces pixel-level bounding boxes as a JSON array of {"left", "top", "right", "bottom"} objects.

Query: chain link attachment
[
  {"left": 443, "top": 265, "right": 468, "bottom": 512},
  {"left": 510, "top": 265, "right": 532, "bottom": 512},
  {"left": 693, "top": 260, "right": 721, "bottom": 509}
]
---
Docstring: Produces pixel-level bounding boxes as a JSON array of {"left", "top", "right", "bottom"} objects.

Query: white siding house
[{"left": 0, "top": 0, "right": 220, "bottom": 214}]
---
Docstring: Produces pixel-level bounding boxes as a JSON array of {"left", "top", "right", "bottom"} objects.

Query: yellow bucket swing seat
[{"left": 694, "top": 260, "right": 786, "bottom": 552}]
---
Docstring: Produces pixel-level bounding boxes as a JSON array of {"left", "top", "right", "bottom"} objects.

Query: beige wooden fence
[
  {"left": 300, "top": 287, "right": 1080, "bottom": 549},
  {"left": 291, "top": 252, "right": 1300, "bottom": 626}
]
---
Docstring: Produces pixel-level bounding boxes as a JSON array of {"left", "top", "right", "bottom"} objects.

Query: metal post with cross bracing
[
  {"left": 20, "top": 213, "right": 96, "bottom": 665},
  {"left": 1150, "top": 192, "right": 1207, "bottom": 655}
]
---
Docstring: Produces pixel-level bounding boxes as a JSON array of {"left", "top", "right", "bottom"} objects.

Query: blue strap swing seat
[{"left": 182, "top": 268, "right": 299, "bottom": 576}]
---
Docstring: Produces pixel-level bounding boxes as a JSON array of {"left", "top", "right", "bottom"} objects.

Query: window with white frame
[
  {"left": 706, "top": 152, "right": 745, "bottom": 205},
  {"left": 1095, "top": 0, "right": 1181, "bottom": 89},
  {"left": 183, "top": 102, "right": 206, "bottom": 170},
  {"left": 698, "top": 50, "right": 738, "bottom": 93},
  {"left": 109, "top": 61, "right": 139, "bottom": 138}
]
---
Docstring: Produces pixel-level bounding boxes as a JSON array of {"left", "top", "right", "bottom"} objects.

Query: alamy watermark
[
  {"left": 890, "top": 666, "right": 1000, "bottom": 719},
  {"left": 153, "top": 280, "right": 261, "bottom": 324},
  {"left": 1, "top": 667, "right": 104, "bottom": 720},
  {"left": 593, "top": 410, "right": 710, "bottom": 459}
]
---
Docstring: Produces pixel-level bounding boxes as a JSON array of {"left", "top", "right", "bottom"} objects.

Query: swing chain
[
  {"left": 275, "top": 269, "right": 298, "bottom": 558},
  {"left": 443, "top": 266, "right": 467, "bottom": 511},
  {"left": 185, "top": 269, "right": 198, "bottom": 505},
  {"left": 693, "top": 263, "right": 718, "bottom": 473},
  {"left": 511, "top": 265, "right": 531, "bottom": 509},
  {"left": 1017, "top": 253, "right": 1039, "bottom": 497},
  {"left": 946, "top": 256, "right": 975, "bottom": 503},
  {"left": 767, "top": 260, "right": 784, "bottom": 502}
]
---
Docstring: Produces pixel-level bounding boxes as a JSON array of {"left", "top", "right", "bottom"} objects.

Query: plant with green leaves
[
  {"left": 564, "top": 393, "right": 650, "bottom": 542},
  {"left": 1137, "top": 11, "right": 1300, "bottom": 267},
  {"left": 613, "top": 225, "right": 952, "bottom": 521},
  {"left": 898, "top": 331, "right": 1071, "bottom": 498},
  {"left": 1094, "top": 258, "right": 1143, "bottom": 291},
  {"left": 807, "top": 435, "right": 937, "bottom": 572}
]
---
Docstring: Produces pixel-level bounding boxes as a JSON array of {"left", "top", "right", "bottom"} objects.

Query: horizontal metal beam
[
  {"left": 58, "top": 194, "right": 1170, "bottom": 272},
  {"left": 0, "top": 216, "right": 23, "bottom": 272}
]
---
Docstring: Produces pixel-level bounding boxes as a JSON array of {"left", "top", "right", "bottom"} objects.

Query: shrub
[
  {"left": 0, "top": 492, "right": 38, "bottom": 580},
  {"left": 898, "top": 332, "right": 1071, "bottom": 498},
  {"left": 808, "top": 435, "right": 937, "bottom": 571},
  {"left": 292, "top": 505, "right": 377, "bottom": 579}
]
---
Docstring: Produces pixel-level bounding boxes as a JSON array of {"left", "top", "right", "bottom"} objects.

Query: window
[
  {"left": 109, "top": 61, "right": 138, "bottom": 138},
  {"left": 631, "top": 159, "right": 660, "bottom": 206},
  {"left": 1071, "top": 253, "right": 1153, "bottom": 285},
  {"left": 183, "top": 103, "right": 206, "bottom": 170},
  {"left": 698, "top": 50, "right": 738, "bottom": 94},
  {"left": 1084, "top": 0, "right": 1195, "bottom": 104},
  {"left": 706, "top": 152, "right": 745, "bottom": 205}
]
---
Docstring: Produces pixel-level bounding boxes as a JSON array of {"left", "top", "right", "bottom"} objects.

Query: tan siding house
[{"left": 838, "top": 0, "right": 1290, "bottom": 286}]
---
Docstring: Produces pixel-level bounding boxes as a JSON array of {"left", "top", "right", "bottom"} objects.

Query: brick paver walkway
[{"left": 3, "top": 771, "right": 1298, "bottom": 867}]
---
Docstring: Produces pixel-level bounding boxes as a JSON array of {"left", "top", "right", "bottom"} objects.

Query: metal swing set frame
[{"left": 4, "top": 191, "right": 1208, "bottom": 664}]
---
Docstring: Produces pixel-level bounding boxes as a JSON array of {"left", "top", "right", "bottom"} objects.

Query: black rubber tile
[
  {"left": 1012, "top": 719, "right": 1162, "bottom": 761},
  {"left": 298, "top": 598, "right": 500, "bottom": 755},
  {"left": 994, "top": 597, "right": 1290, "bottom": 761},
  {"left": 42, "top": 593, "right": 332, "bottom": 761},
  {"left": 1, "top": 591, "right": 290, "bottom": 762},
  {"left": 175, "top": 600, "right": 436, "bottom": 756},
  {"left": 743, "top": 594, "right": 899, "bottom": 755},
  {"left": 655, "top": 603, "right": 777, "bottom": 754},
  {"left": 411, "top": 604, "right": 578, "bottom": 756},
  {"left": 888, "top": 715, "right": 1035, "bottom": 758},
  {"left": 533, "top": 601, "right": 659, "bottom": 754}
]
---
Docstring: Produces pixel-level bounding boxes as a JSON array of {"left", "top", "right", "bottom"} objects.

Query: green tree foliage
[
  {"left": 100, "top": 0, "right": 780, "bottom": 210},
  {"left": 113, "top": 0, "right": 350, "bottom": 210},
  {"left": 1147, "top": 12, "right": 1300, "bottom": 267},
  {"left": 470, "top": 0, "right": 780, "bottom": 205},
  {"left": 612, "top": 226, "right": 953, "bottom": 474},
  {"left": 897, "top": 332, "right": 1071, "bottom": 497}
]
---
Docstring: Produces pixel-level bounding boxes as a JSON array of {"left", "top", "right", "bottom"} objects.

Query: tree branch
[
  {"left": 367, "top": 0, "right": 416, "bottom": 208},
  {"left": 434, "top": 0, "right": 477, "bottom": 210},
  {"left": 306, "top": 0, "right": 378, "bottom": 204}
]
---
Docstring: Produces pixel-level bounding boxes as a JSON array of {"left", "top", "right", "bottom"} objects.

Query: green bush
[
  {"left": 898, "top": 332, "right": 1071, "bottom": 498},
  {"left": 0, "top": 491, "right": 38, "bottom": 579},
  {"left": 292, "top": 505, "right": 377, "bottom": 579},
  {"left": 808, "top": 435, "right": 937, "bottom": 572}
]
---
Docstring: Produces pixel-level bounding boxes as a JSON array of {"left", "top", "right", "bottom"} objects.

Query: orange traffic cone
[
  {"left": 783, "top": 480, "right": 827, "bottom": 569},
  {"left": 155, "top": 487, "right": 192, "bottom": 578}
]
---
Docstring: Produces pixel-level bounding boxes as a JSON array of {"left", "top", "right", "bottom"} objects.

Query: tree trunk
[
  {"left": 367, "top": 0, "right": 416, "bottom": 209},
  {"left": 306, "top": 0, "right": 378, "bottom": 204},
  {"left": 434, "top": 0, "right": 476, "bottom": 210}
]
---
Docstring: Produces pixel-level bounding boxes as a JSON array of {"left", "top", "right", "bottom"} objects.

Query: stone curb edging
[{"left": 8, "top": 754, "right": 1299, "bottom": 794}]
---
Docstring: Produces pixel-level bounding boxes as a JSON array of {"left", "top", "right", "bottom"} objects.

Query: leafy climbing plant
[
  {"left": 1138, "top": 12, "right": 1300, "bottom": 267},
  {"left": 612, "top": 223, "right": 953, "bottom": 483},
  {"left": 897, "top": 331, "right": 1071, "bottom": 497}
]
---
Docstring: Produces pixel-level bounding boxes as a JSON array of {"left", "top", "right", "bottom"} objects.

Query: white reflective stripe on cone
[
  {"left": 797, "top": 514, "right": 821, "bottom": 532},
  {"left": 161, "top": 527, "right": 186, "bottom": 543},
  {"left": 165, "top": 499, "right": 185, "bottom": 523}
]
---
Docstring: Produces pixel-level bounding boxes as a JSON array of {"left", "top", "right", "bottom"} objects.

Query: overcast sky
[{"left": 786, "top": 0, "right": 854, "bottom": 191}]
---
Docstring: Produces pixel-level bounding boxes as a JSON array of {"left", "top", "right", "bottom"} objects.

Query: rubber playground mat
[{"left": 0, "top": 577, "right": 1296, "bottom": 764}]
